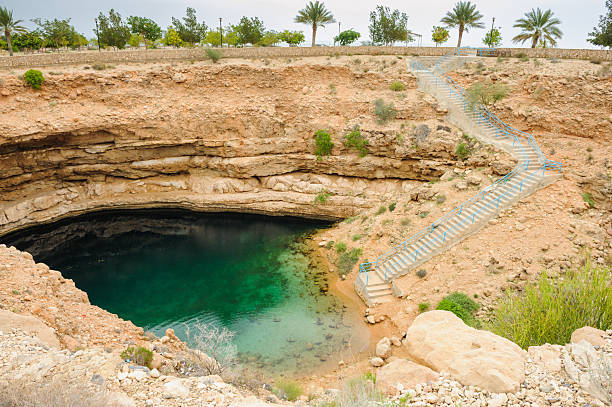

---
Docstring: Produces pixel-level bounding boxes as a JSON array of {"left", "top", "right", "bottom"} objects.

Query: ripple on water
[{"left": 1, "top": 210, "right": 369, "bottom": 377}]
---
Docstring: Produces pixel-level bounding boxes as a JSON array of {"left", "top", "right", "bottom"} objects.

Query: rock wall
[
  {"left": 1, "top": 46, "right": 610, "bottom": 68},
  {"left": 0, "top": 62, "right": 506, "bottom": 236}
]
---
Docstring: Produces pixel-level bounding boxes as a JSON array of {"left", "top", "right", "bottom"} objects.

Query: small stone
[
  {"left": 150, "top": 368, "right": 160, "bottom": 378},
  {"left": 90, "top": 374, "right": 104, "bottom": 386},
  {"left": 366, "top": 315, "right": 376, "bottom": 324},
  {"left": 370, "top": 357, "right": 384, "bottom": 367}
]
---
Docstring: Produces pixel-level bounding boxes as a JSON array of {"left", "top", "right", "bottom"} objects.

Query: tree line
[{"left": 1, "top": 0, "right": 610, "bottom": 56}]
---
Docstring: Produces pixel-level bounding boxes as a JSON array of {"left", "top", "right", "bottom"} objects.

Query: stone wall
[{"left": 0, "top": 46, "right": 610, "bottom": 68}]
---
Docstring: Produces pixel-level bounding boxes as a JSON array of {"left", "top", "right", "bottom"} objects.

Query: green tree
[
  {"left": 368, "top": 6, "right": 411, "bottom": 46},
  {"left": 334, "top": 29, "right": 360, "bottom": 46},
  {"left": 512, "top": 8, "right": 562, "bottom": 48},
  {"left": 441, "top": 1, "right": 484, "bottom": 47},
  {"left": 588, "top": 0, "right": 611, "bottom": 48},
  {"left": 128, "top": 33, "right": 144, "bottom": 48},
  {"left": 171, "top": 7, "right": 207, "bottom": 46},
  {"left": 96, "top": 9, "right": 131, "bottom": 50},
  {"left": 236, "top": 16, "right": 265, "bottom": 45},
  {"left": 259, "top": 31, "right": 280, "bottom": 47},
  {"left": 279, "top": 30, "right": 305, "bottom": 46},
  {"left": 71, "top": 32, "right": 88, "bottom": 49},
  {"left": 0, "top": 7, "right": 27, "bottom": 56},
  {"left": 0, "top": 38, "right": 7, "bottom": 50},
  {"left": 11, "top": 32, "right": 44, "bottom": 52},
  {"left": 432, "top": 25, "right": 450, "bottom": 46},
  {"left": 295, "top": 1, "right": 335, "bottom": 47},
  {"left": 32, "top": 18, "right": 75, "bottom": 49},
  {"left": 163, "top": 28, "right": 183, "bottom": 47},
  {"left": 483, "top": 27, "right": 502, "bottom": 47},
  {"left": 127, "top": 16, "right": 162, "bottom": 48}
]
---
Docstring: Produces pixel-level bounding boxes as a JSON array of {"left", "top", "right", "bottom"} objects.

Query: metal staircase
[{"left": 354, "top": 48, "right": 562, "bottom": 306}]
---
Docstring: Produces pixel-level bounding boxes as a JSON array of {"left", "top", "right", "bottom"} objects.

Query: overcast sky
[{"left": 3, "top": 0, "right": 608, "bottom": 48}]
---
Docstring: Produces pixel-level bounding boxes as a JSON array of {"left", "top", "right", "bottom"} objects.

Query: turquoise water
[{"left": 2, "top": 210, "right": 369, "bottom": 377}]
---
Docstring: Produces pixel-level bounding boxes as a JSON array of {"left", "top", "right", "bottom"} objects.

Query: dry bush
[
  {"left": 0, "top": 378, "right": 112, "bottom": 407},
  {"left": 185, "top": 322, "right": 238, "bottom": 378}
]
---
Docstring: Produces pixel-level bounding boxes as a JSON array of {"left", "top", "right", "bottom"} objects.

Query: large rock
[
  {"left": 0, "top": 309, "right": 60, "bottom": 348},
  {"left": 164, "top": 379, "right": 190, "bottom": 398},
  {"left": 404, "top": 311, "right": 526, "bottom": 393},
  {"left": 571, "top": 326, "right": 607, "bottom": 347},
  {"left": 528, "top": 343, "right": 562, "bottom": 373},
  {"left": 376, "top": 358, "right": 439, "bottom": 395}
]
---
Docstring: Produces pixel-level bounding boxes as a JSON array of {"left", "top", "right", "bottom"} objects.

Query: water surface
[{"left": 2, "top": 210, "right": 369, "bottom": 377}]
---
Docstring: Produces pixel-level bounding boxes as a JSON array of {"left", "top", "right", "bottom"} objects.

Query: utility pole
[
  {"left": 94, "top": 18, "right": 101, "bottom": 52},
  {"left": 337, "top": 21, "right": 341, "bottom": 46},
  {"left": 219, "top": 18, "right": 223, "bottom": 48}
]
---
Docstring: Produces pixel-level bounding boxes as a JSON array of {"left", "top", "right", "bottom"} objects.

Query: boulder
[
  {"left": 376, "top": 358, "right": 439, "bottom": 395},
  {"left": 404, "top": 311, "right": 526, "bottom": 393},
  {"left": 528, "top": 344, "right": 562, "bottom": 373},
  {"left": 164, "top": 379, "right": 189, "bottom": 398},
  {"left": 570, "top": 326, "right": 607, "bottom": 347},
  {"left": 0, "top": 310, "right": 60, "bottom": 349},
  {"left": 106, "top": 392, "right": 136, "bottom": 407},
  {"left": 376, "top": 337, "right": 392, "bottom": 359}
]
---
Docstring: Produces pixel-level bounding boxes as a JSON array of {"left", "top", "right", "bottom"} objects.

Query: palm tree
[
  {"left": 0, "top": 7, "right": 27, "bottom": 56},
  {"left": 441, "top": 1, "right": 484, "bottom": 47},
  {"left": 295, "top": 1, "right": 335, "bottom": 47},
  {"left": 513, "top": 8, "right": 562, "bottom": 48}
]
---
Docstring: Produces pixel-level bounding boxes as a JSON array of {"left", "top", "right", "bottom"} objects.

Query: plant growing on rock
[
  {"left": 466, "top": 81, "right": 508, "bottom": 107},
  {"left": 274, "top": 380, "right": 304, "bottom": 401},
  {"left": 437, "top": 291, "right": 480, "bottom": 327},
  {"left": 344, "top": 125, "right": 368, "bottom": 157},
  {"left": 120, "top": 346, "right": 153, "bottom": 368},
  {"left": 582, "top": 192, "right": 595, "bottom": 208},
  {"left": 389, "top": 81, "right": 405, "bottom": 91},
  {"left": 488, "top": 259, "right": 611, "bottom": 349},
  {"left": 23, "top": 69, "right": 44, "bottom": 89},
  {"left": 314, "top": 189, "right": 332, "bottom": 204},
  {"left": 418, "top": 302, "right": 430, "bottom": 312},
  {"left": 455, "top": 142, "right": 471, "bottom": 160},
  {"left": 185, "top": 322, "right": 237, "bottom": 378},
  {"left": 373, "top": 98, "right": 397, "bottom": 124},
  {"left": 314, "top": 129, "right": 334, "bottom": 159}
]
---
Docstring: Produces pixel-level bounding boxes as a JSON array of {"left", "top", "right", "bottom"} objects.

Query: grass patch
[
  {"left": 375, "top": 206, "right": 387, "bottom": 216},
  {"left": 582, "top": 192, "right": 595, "bottom": 208},
  {"left": 373, "top": 99, "right": 397, "bottom": 124},
  {"left": 418, "top": 302, "right": 430, "bottom": 312},
  {"left": 205, "top": 48, "right": 222, "bottom": 63},
  {"left": 455, "top": 142, "right": 471, "bottom": 161},
  {"left": 389, "top": 81, "right": 405, "bottom": 91},
  {"left": 436, "top": 292, "right": 480, "bottom": 327},
  {"left": 274, "top": 380, "right": 303, "bottom": 401},
  {"left": 335, "top": 242, "right": 347, "bottom": 253},
  {"left": 120, "top": 346, "right": 153, "bottom": 368},
  {"left": 337, "top": 248, "right": 363, "bottom": 275},
  {"left": 388, "top": 202, "right": 396, "bottom": 212},
  {"left": 488, "top": 260, "right": 611, "bottom": 349},
  {"left": 344, "top": 125, "right": 368, "bottom": 157},
  {"left": 314, "top": 190, "right": 332, "bottom": 204},
  {"left": 352, "top": 234, "right": 362, "bottom": 241},
  {"left": 314, "top": 129, "right": 334, "bottom": 159},
  {"left": 418, "top": 211, "right": 429, "bottom": 218},
  {"left": 466, "top": 81, "right": 508, "bottom": 107}
]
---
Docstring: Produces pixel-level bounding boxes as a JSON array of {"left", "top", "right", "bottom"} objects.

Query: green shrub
[
  {"left": 335, "top": 242, "right": 347, "bottom": 253},
  {"left": 389, "top": 81, "right": 405, "bottom": 91},
  {"left": 337, "top": 248, "right": 362, "bottom": 275},
  {"left": 325, "top": 241, "right": 334, "bottom": 249},
  {"left": 205, "top": 48, "right": 222, "bottom": 63},
  {"left": 314, "top": 129, "right": 334, "bottom": 159},
  {"left": 418, "top": 211, "right": 429, "bottom": 218},
  {"left": 437, "top": 292, "right": 480, "bottom": 327},
  {"left": 314, "top": 190, "right": 332, "bottom": 204},
  {"left": 373, "top": 99, "right": 397, "bottom": 124},
  {"left": 455, "top": 142, "right": 471, "bottom": 160},
  {"left": 582, "top": 192, "right": 595, "bottom": 208},
  {"left": 344, "top": 126, "right": 368, "bottom": 157},
  {"left": 418, "top": 302, "right": 430, "bottom": 312},
  {"left": 375, "top": 206, "right": 387, "bottom": 216},
  {"left": 92, "top": 63, "right": 110, "bottom": 70},
  {"left": 274, "top": 380, "right": 303, "bottom": 401},
  {"left": 516, "top": 52, "right": 529, "bottom": 62},
  {"left": 416, "top": 269, "right": 427, "bottom": 278},
  {"left": 333, "top": 376, "right": 382, "bottom": 407},
  {"left": 352, "top": 234, "right": 362, "bottom": 241},
  {"left": 388, "top": 202, "right": 396, "bottom": 212},
  {"left": 466, "top": 81, "right": 508, "bottom": 107},
  {"left": 120, "top": 346, "right": 153, "bottom": 368},
  {"left": 488, "top": 260, "right": 611, "bottom": 349},
  {"left": 23, "top": 69, "right": 44, "bottom": 90}
]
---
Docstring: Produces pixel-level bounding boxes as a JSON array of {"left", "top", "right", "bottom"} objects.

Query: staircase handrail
[{"left": 358, "top": 50, "right": 562, "bottom": 287}]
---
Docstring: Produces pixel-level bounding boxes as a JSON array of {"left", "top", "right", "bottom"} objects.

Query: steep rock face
[{"left": 0, "top": 63, "right": 507, "bottom": 235}]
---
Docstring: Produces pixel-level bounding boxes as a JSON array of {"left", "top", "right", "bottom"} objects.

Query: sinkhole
[{"left": 2, "top": 209, "right": 369, "bottom": 377}]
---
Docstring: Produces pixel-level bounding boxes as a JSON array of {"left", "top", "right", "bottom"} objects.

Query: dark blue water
[{"left": 2, "top": 210, "right": 369, "bottom": 376}]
